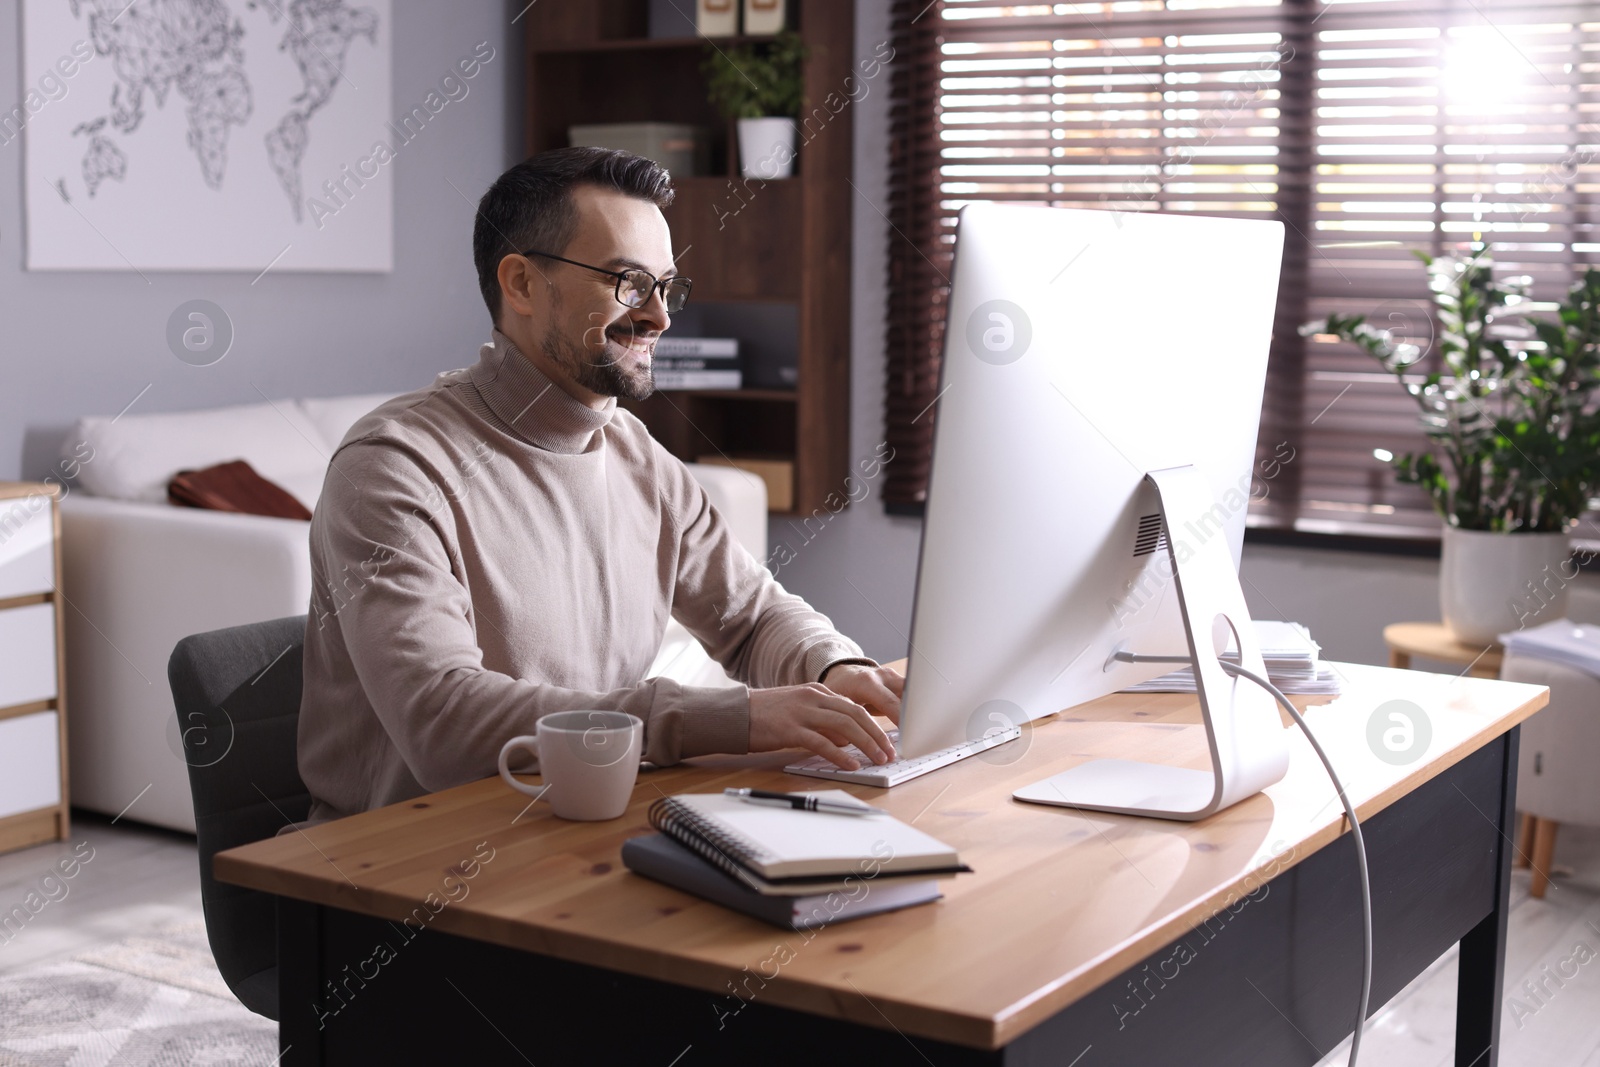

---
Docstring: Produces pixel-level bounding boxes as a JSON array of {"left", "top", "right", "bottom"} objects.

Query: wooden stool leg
[
  {"left": 1515, "top": 812, "right": 1534, "bottom": 869},
  {"left": 1529, "top": 818, "right": 1559, "bottom": 899},
  {"left": 1388, "top": 649, "right": 1411, "bottom": 670}
]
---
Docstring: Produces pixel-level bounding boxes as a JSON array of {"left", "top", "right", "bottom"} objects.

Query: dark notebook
[{"left": 622, "top": 833, "right": 943, "bottom": 930}]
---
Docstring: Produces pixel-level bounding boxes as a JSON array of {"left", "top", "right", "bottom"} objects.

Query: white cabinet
[
  {"left": 0, "top": 603, "right": 58, "bottom": 707},
  {"left": 0, "top": 498, "right": 54, "bottom": 599},
  {"left": 0, "top": 712, "right": 62, "bottom": 817},
  {"left": 0, "top": 483, "right": 69, "bottom": 853}
]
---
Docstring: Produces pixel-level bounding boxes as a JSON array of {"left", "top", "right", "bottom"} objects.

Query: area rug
[{"left": 0, "top": 916, "right": 276, "bottom": 1066}]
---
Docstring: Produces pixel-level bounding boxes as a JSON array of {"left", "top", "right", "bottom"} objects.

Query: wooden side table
[
  {"left": 1383, "top": 621, "right": 1504, "bottom": 679},
  {"left": 0, "top": 482, "right": 70, "bottom": 854}
]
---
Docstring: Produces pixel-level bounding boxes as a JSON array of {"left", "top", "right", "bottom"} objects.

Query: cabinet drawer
[
  {"left": 0, "top": 602, "right": 58, "bottom": 708},
  {"left": 0, "top": 497, "right": 54, "bottom": 600},
  {"left": 0, "top": 711, "right": 61, "bottom": 818}
]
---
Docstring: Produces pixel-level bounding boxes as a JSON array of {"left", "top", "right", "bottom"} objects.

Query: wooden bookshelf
[{"left": 522, "top": 1, "right": 854, "bottom": 516}]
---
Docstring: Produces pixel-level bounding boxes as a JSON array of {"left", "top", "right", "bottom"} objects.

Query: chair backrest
[{"left": 168, "top": 614, "right": 310, "bottom": 1020}]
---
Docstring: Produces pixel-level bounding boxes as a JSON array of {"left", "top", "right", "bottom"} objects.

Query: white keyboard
[{"left": 783, "top": 725, "right": 1023, "bottom": 788}]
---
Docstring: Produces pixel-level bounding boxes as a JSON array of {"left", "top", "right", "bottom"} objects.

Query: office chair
[{"left": 168, "top": 614, "right": 311, "bottom": 1021}]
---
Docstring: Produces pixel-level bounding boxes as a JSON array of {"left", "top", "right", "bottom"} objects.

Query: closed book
[
  {"left": 651, "top": 355, "right": 741, "bottom": 371},
  {"left": 622, "top": 834, "right": 943, "bottom": 929},
  {"left": 647, "top": 790, "right": 967, "bottom": 882},
  {"left": 654, "top": 336, "right": 739, "bottom": 358},
  {"left": 653, "top": 370, "right": 742, "bottom": 389}
]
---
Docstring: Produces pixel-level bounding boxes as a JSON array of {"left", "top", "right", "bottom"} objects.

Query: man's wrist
[{"left": 818, "top": 657, "right": 878, "bottom": 684}]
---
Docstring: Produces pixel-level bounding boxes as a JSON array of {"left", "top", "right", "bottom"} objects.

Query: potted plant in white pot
[
  {"left": 1303, "top": 249, "right": 1600, "bottom": 644},
  {"left": 703, "top": 30, "right": 807, "bottom": 180}
]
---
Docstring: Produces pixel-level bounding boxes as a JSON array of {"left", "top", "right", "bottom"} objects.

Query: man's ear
[{"left": 496, "top": 253, "right": 543, "bottom": 319}]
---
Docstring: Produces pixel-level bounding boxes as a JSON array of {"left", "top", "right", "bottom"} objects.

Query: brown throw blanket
[{"left": 167, "top": 460, "right": 312, "bottom": 520}]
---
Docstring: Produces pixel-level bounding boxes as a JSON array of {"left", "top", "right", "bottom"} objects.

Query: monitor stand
[{"left": 1013, "top": 465, "right": 1291, "bottom": 821}]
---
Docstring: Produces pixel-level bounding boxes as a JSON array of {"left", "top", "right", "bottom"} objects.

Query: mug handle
[{"left": 498, "top": 735, "right": 545, "bottom": 798}]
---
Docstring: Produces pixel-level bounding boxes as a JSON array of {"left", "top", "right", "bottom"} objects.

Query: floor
[
  {"left": 3, "top": 814, "right": 1598, "bottom": 1065},
  {"left": 0, "top": 814, "right": 204, "bottom": 977}
]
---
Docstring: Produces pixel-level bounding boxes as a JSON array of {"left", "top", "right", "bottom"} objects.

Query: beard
[{"left": 541, "top": 316, "right": 655, "bottom": 402}]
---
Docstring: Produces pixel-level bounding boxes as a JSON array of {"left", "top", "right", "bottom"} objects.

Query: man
[{"left": 297, "top": 147, "right": 903, "bottom": 822}]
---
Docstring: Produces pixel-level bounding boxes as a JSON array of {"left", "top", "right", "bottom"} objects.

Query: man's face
[{"left": 526, "top": 185, "right": 675, "bottom": 402}]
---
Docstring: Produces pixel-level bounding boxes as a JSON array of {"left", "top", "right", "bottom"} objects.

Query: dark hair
[{"left": 472, "top": 147, "right": 675, "bottom": 324}]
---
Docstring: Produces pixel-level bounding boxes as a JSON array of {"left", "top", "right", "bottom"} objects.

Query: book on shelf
[
  {"left": 622, "top": 834, "right": 943, "bottom": 930},
  {"left": 653, "top": 336, "right": 739, "bottom": 358},
  {"left": 651, "top": 356, "right": 739, "bottom": 372},
  {"left": 652, "top": 369, "right": 742, "bottom": 390}
]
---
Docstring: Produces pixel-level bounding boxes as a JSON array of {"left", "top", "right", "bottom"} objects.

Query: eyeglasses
[{"left": 520, "top": 250, "right": 693, "bottom": 313}]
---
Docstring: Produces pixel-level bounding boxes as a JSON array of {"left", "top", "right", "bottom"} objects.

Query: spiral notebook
[{"left": 647, "top": 790, "right": 967, "bottom": 882}]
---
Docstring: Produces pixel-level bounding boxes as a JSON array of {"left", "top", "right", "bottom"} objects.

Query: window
[{"left": 884, "top": 0, "right": 1600, "bottom": 540}]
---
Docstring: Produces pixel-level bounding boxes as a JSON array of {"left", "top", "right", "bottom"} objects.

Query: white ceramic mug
[{"left": 497, "top": 710, "right": 643, "bottom": 821}]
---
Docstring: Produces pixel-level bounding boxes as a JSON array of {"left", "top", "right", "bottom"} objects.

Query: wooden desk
[
  {"left": 1385, "top": 621, "right": 1504, "bottom": 678},
  {"left": 217, "top": 663, "right": 1545, "bottom": 1066}
]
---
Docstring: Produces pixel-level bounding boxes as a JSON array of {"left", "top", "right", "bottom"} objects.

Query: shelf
[
  {"left": 526, "top": 0, "right": 854, "bottom": 516},
  {"left": 530, "top": 34, "right": 780, "bottom": 55},
  {"left": 656, "top": 388, "right": 796, "bottom": 401}
]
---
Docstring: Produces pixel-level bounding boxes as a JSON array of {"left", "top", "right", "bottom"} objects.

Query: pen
[{"left": 723, "top": 788, "right": 885, "bottom": 817}]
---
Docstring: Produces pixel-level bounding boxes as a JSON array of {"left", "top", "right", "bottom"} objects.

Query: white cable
[{"left": 1117, "top": 651, "right": 1371, "bottom": 1067}]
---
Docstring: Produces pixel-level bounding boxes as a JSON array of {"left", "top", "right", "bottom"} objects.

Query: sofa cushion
[
  {"left": 297, "top": 393, "right": 400, "bottom": 453},
  {"left": 65, "top": 399, "right": 330, "bottom": 508}
]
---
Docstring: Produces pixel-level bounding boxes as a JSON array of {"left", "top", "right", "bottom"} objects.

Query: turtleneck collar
[{"left": 470, "top": 329, "right": 616, "bottom": 454}]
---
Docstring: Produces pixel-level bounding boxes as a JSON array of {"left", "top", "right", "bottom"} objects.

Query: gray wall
[{"left": 1, "top": 2, "right": 525, "bottom": 481}]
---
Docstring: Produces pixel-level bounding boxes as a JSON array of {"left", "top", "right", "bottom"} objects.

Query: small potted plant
[
  {"left": 703, "top": 29, "right": 807, "bottom": 180},
  {"left": 1302, "top": 248, "right": 1600, "bottom": 643}
]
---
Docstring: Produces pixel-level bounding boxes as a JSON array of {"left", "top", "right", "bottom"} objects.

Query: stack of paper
[
  {"left": 1499, "top": 618, "right": 1600, "bottom": 678},
  {"left": 1120, "top": 620, "right": 1343, "bottom": 696}
]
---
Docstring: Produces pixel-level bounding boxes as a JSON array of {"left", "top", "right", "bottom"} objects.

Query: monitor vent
[{"left": 1133, "top": 513, "right": 1167, "bottom": 557}]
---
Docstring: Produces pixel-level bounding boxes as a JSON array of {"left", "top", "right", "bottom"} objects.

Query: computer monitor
[{"left": 896, "top": 202, "right": 1290, "bottom": 820}]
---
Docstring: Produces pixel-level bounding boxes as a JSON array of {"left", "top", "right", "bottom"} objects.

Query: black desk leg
[
  {"left": 1455, "top": 726, "right": 1519, "bottom": 1067},
  {"left": 279, "top": 896, "right": 323, "bottom": 1067}
]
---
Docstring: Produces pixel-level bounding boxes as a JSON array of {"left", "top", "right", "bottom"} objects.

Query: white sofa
[{"left": 59, "top": 393, "right": 765, "bottom": 833}]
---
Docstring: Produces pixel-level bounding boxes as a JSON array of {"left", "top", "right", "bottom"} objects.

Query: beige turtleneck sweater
[{"left": 297, "top": 331, "right": 871, "bottom": 822}]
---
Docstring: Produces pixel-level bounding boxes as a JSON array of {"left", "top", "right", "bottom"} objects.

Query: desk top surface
[{"left": 217, "top": 662, "right": 1545, "bottom": 1049}]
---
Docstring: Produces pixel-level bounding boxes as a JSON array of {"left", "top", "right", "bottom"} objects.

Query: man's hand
[
  {"left": 748, "top": 681, "right": 897, "bottom": 771},
  {"left": 820, "top": 662, "right": 905, "bottom": 724}
]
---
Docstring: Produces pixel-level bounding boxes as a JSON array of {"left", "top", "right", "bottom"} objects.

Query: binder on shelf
[
  {"left": 696, "top": 0, "right": 739, "bottom": 36},
  {"left": 743, "top": 0, "right": 788, "bottom": 36}
]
